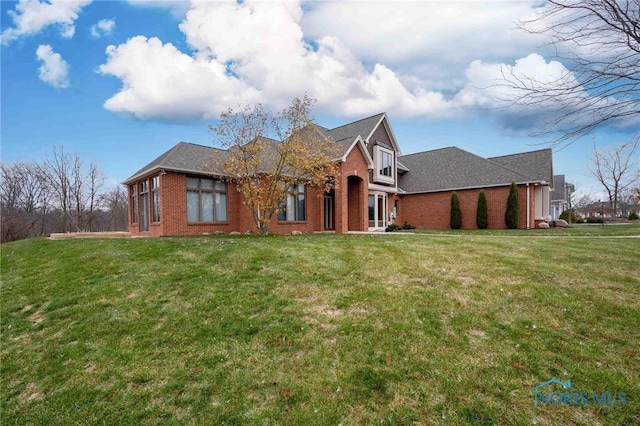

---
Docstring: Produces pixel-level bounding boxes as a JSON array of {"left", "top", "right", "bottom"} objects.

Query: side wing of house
[
  {"left": 122, "top": 142, "right": 245, "bottom": 236},
  {"left": 123, "top": 136, "right": 357, "bottom": 236},
  {"left": 398, "top": 147, "right": 554, "bottom": 229}
]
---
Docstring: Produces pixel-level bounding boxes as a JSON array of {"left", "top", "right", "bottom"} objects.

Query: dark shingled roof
[
  {"left": 488, "top": 149, "right": 553, "bottom": 188},
  {"left": 123, "top": 142, "right": 227, "bottom": 184},
  {"left": 123, "top": 114, "right": 388, "bottom": 184},
  {"left": 124, "top": 114, "right": 553, "bottom": 195},
  {"left": 326, "top": 113, "right": 385, "bottom": 146},
  {"left": 306, "top": 125, "right": 354, "bottom": 159},
  {"left": 398, "top": 147, "right": 547, "bottom": 194}
]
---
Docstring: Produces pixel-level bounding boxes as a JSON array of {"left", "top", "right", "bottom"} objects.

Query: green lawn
[{"left": 2, "top": 226, "right": 639, "bottom": 425}]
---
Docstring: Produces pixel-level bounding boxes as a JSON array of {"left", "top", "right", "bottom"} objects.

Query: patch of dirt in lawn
[
  {"left": 18, "top": 382, "right": 41, "bottom": 403},
  {"left": 28, "top": 311, "right": 44, "bottom": 326}
]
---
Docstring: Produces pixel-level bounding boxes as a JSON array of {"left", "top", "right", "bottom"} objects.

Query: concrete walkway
[{"left": 50, "top": 231, "right": 132, "bottom": 240}]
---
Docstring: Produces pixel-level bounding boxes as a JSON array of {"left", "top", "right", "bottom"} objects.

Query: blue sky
[{"left": 2, "top": 0, "right": 637, "bottom": 195}]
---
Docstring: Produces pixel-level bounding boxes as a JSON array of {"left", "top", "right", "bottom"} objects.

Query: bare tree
[
  {"left": 40, "top": 147, "right": 107, "bottom": 232},
  {"left": 1, "top": 162, "right": 30, "bottom": 242},
  {"left": 1, "top": 150, "right": 121, "bottom": 241},
  {"left": 85, "top": 162, "right": 105, "bottom": 231},
  {"left": 70, "top": 153, "right": 85, "bottom": 231},
  {"left": 618, "top": 186, "right": 640, "bottom": 216},
  {"left": 68, "top": 158, "right": 105, "bottom": 231},
  {"left": 41, "top": 146, "right": 73, "bottom": 232},
  {"left": 589, "top": 139, "right": 639, "bottom": 216},
  {"left": 570, "top": 185, "right": 594, "bottom": 211},
  {"left": 1, "top": 162, "right": 22, "bottom": 210},
  {"left": 502, "top": 0, "right": 640, "bottom": 146},
  {"left": 100, "top": 186, "right": 128, "bottom": 231},
  {"left": 0, "top": 162, "right": 51, "bottom": 242}
]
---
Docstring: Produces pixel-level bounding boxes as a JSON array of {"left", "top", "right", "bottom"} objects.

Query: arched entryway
[{"left": 347, "top": 175, "right": 364, "bottom": 231}]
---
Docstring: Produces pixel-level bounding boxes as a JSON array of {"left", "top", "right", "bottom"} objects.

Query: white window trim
[
  {"left": 373, "top": 145, "right": 395, "bottom": 185},
  {"left": 368, "top": 191, "right": 388, "bottom": 231}
]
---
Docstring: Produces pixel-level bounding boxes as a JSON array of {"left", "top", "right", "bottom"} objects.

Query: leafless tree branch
[{"left": 500, "top": 0, "right": 640, "bottom": 146}]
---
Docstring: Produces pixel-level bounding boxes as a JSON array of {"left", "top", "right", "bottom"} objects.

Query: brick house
[{"left": 123, "top": 113, "right": 553, "bottom": 236}]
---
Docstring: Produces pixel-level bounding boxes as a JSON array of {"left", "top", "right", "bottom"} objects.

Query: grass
[{"left": 1, "top": 225, "right": 639, "bottom": 425}]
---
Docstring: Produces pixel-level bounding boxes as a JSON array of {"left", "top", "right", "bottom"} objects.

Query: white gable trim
[
  {"left": 340, "top": 135, "right": 374, "bottom": 169},
  {"left": 363, "top": 113, "right": 402, "bottom": 156}
]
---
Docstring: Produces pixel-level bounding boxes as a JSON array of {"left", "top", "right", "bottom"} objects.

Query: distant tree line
[{"left": 1, "top": 147, "right": 128, "bottom": 243}]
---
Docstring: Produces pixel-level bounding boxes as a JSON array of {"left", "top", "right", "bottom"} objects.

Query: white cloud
[
  {"left": 98, "top": 36, "right": 259, "bottom": 121},
  {"left": 91, "top": 18, "right": 115, "bottom": 38},
  {"left": 454, "top": 53, "right": 617, "bottom": 132},
  {"left": 1, "top": 0, "right": 92, "bottom": 45},
  {"left": 36, "top": 44, "right": 70, "bottom": 88},
  {"left": 98, "top": 0, "right": 630, "bottom": 132},
  {"left": 100, "top": 0, "right": 465, "bottom": 121},
  {"left": 301, "top": 1, "right": 543, "bottom": 92}
]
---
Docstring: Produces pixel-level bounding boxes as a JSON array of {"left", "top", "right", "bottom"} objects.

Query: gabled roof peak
[
  {"left": 328, "top": 112, "right": 385, "bottom": 132},
  {"left": 488, "top": 147, "right": 552, "bottom": 159},
  {"left": 326, "top": 113, "right": 386, "bottom": 143}
]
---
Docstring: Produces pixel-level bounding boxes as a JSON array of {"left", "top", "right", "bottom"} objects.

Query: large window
[
  {"left": 139, "top": 181, "right": 149, "bottom": 231},
  {"left": 373, "top": 145, "right": 394, "bottom": 184},
  {"left": 130, "top": 184, "right": 138, "bottom": 224},
  {"left": 151, "top": 176, "right": 160, "bottom": 223},
  {"left": 380, "top": 150, "right": 392, "bottom": 177},
  {"left": 187, "top": 177, "right": 227, "bottom": 223},
  {"left": 278, "top": 184, "right": 306, "bottom": 221}
]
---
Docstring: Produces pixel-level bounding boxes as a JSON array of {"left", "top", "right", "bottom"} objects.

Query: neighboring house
[
  {"left": 123, "top": 113, "right": 553, "bottom": 236},
  {"left": 550, "top": 174, "right": 575, "bottom": 219},
  {"left": 583, "top": 202, "right": 617, "bottom": 219}
]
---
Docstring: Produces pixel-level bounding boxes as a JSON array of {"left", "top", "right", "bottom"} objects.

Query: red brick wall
[
  {"left": 128, "top": 170, "right": 539, "bottom": 236},
  {"left": 347, "top": 177, "right": 363, "bottom": 231},
  {"left": 336, "top": 144, "right": 370, "bottom": 233},
  {"left": 128, "top": 172, "right": 326, "bottom": 236},
  {"left": 398, "top": 185, "right": 535, "bottom": 230},
  {"left": 160, "top": 173, "right": 244, "bottom": 236}
]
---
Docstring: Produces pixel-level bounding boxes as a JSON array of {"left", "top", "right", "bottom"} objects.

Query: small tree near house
[
  {"left": 505, "top": 182, "right": 519, "bottom": 229},
  {"left": 476, "top": 190, "right": 488, "bottom": 229},
  {"left": 209, "top": 96, "right": 341, "bottom": 235},
  {"left": 450, "top": 191, "right": 462, "bottom": 229}
]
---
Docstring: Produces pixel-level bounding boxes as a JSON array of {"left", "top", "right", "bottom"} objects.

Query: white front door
[{"left": 368, "top": 193, "right": 388, "bottom": 231}]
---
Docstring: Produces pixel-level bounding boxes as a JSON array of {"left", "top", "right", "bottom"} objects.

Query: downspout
[{"left": 526, "top": 183, "right": 530, "bottom": 229}]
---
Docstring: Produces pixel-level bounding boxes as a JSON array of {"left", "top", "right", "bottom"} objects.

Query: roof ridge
[
  {"left": 488, "top": 147, "right": 552, "bottom": 160},
  {"left": 178, "top": 141, "right": 220, "bottom": 150},
  {"left": 138, "top": 142, "right": 185, "bottom": 169},
  {"left": 398, "top": 146, "right": 460, "bottom": 158},
  {"left": 328, "top": 112, "right": 385, "bottom": 132}
]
